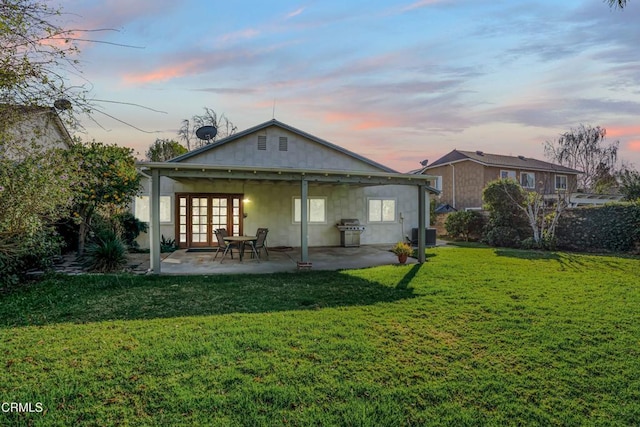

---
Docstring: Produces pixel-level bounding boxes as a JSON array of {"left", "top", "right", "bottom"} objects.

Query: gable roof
[
  {"left": 425, "top": 149, "right": 582, "bottom": 174},
  {"left": 169, "top": 119, "right": 397, "bottom": 173},
  {"left": 0, "top": 104, "right": 73, "bottom": 148}
]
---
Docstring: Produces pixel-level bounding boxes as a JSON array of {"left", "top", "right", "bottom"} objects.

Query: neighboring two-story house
[{"left": 421, "top": 149, "right": 582, "bottom": 211}]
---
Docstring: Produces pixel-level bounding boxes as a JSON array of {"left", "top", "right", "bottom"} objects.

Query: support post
[
  {"left": 150, "top": 169, "right": 161, "bottom": 274},
  {"left": 300, "top": 178, "right": 309, "bottom": 262},
  {"left": 417, "top": 184, "right": 426, "bottom": 264}
]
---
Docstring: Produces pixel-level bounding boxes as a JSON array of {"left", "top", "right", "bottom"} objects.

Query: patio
[{"left": 148, "top": 245, "right": 420, "bottom": 275}]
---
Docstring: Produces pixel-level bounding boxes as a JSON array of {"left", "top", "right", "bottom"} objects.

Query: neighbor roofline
[{"left": 424, "top": 155, "right": 582, "bottom": 175}]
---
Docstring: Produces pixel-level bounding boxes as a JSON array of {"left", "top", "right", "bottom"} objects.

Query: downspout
[{"left": 450, "top": 164, "right": 456, "bottom": 209}]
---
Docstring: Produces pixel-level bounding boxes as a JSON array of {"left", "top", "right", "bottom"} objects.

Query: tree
[
  {"left": 607, "top": 0, "right": 628, "bottom": 8},
  {"left": 178, "top": 107, "right": 237, "bottom": 150},
  {"left": 482, "top": 179, "right": 530, "bottom": 248},
  {"left": 64, "top": 141, "right": 141, "bottom": 255},
  {"left": 0, "top": 0, "right": 88, "bottom": 115},
  {"left": 483, "top": 179, "right": 568, "bottom": 249},
  {"left": 544, "top": 124, "right": 619, "bottom": 193},
  {"left": 619, "top": 167, "right": 640, "bottom": 201},
  {"left": 145, "top": 138, "right": 187, "bottom": 161}
]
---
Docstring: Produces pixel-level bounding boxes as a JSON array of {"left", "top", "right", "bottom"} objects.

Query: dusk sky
[{"left": 59, "top": 0, "right": 640, "bottom": 172}]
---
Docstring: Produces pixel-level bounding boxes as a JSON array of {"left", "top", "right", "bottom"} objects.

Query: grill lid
[
  {"left": 338, "top": 218, "right": 360, "bottom": 226},
  {"left": 337, "top": 218, "right": 365, "bottom": 231}
]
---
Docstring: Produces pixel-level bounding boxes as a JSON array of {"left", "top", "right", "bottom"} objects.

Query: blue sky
[{"left": 59, "top": 0, "right": 640, "bottom": 172}]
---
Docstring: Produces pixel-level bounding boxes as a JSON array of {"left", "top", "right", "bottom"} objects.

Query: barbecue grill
[{"left": 336, "top": 218, "right": 365, "bottom": 247}]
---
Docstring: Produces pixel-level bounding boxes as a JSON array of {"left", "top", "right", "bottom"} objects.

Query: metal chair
[
  {"left": 213, "top": 229, "right": 237, "bottom": 262},
  {"left": 249, "top": 228, "right": 269, "bottom": 259}
]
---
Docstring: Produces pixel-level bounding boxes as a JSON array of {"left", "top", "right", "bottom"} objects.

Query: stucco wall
[
  {"left": 135, "top": 176, "right": 423, "bottom": 249},
  {"left": 181, "top": 125, "right": 383, "bottom": 172}
]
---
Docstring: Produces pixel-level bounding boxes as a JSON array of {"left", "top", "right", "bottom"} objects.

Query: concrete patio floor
[{"left": 154, "top": 244, "right": 421, "bottom": 275}]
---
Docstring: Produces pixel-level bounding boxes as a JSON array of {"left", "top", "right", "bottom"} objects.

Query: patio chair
[
  {"left": 213, "top": 229, "right": 237, "bottom": 262},
  {"left": 249, "top": 228, "right": 269, "bottom": 259}
]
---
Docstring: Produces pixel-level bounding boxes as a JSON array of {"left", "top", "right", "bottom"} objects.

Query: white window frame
[
  {"left": 293, "top": 197, "right": 327, "bottom": 224},
  {"left": 520, "top": 172, "right": 536, "bottom": 189},
  {"left": 367, "top": 198, "right": 397, "bottom": 223},
  {"left": 500, "top": 170, "right": 516, "bottom": 180},
  {"left": 134, "top": 195, "right": 172, "bottom": 223},
  {"left": 555, "top": 174, "right": 568, "bottom": 191}
]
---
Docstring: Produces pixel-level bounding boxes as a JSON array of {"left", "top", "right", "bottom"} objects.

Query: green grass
[{"left": 1, "top": 246, "right": 639, "bottom": 426}]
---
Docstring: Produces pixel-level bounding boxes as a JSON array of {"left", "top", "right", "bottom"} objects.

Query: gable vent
[
  {"left": 257, "top": 135, "right": 267, "bottom": 150},
  {"left": 279, "top": 137, "right": 288, "bottom": 151}
]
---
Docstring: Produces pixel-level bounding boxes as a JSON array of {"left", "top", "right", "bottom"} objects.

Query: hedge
[{"left": 555, "top": 202, "right": 640, "bottom": 253}]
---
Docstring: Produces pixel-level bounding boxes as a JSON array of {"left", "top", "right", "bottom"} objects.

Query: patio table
[{"left": 223, "top": 236, "right": 259, "bottom": 262}]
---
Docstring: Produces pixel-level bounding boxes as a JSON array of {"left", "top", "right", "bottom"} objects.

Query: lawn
[{"left": 1, "top": 246, "right": 639, "bottom": 426}]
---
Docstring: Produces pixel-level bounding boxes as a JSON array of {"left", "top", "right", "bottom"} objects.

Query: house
[
  {"left": 0, "top": 104, "right": 73, "bottom": 159},
  {"left": 136, "top": 119, "right": 439, "bottom": 273},
  {"left": 421, "top": 149, "right": 581, "bottom": 211}
]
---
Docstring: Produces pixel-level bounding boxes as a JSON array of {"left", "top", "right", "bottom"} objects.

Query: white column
[
  {"left": 300, "top": 178, "right": 308, "bottom": 262},
  {"left": 150, "top": 169, "right": 161, "bottom": 274},
  {"left": 417, "top": 184, "right": 426, "bottom": 264}
]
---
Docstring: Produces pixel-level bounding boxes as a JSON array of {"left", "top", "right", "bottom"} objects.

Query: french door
[{"left": 176, "top": 194, "right": 243, "bottom": 248}]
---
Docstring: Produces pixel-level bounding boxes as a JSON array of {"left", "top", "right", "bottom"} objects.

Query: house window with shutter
[
  {"left": 257, "top": 135, "right": 267, "bottom": 150},
  {"left": 279, "top": 137, "right": 288, "bottom": 151}
]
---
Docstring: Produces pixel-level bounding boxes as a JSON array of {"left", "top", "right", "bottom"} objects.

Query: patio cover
[{"left": 137, "top": 162, "right": 440, "bottom": 274}]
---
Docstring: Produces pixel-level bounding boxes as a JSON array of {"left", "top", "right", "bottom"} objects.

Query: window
[
  {"left": 555, "top": 175, "right": 568, "bottom": 191},
  {"left": 368, "top": 198, "right": 396, "bottom": 222},
  {"left": 520, "top": 172, "right": 535, "bottom": 189},
  {"left": 293, "top": 197, "right": 326, "bottom": 223},
  {"left": 257, "top": 135, "right": 267, "bottom": 150},
  {"left": 135, "top": 195, "right": 172, "bottom": 223},
  {"left": 500, "top": 170, "right": 516, "bottom": 180},
  {"left": 279, "top": 137, "right": 288, "bottom": 151}
]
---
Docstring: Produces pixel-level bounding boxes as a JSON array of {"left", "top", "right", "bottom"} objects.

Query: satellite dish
[
  {"left": 54, "top": 99, "right": 72, "bottom": 110},
  {"left": 420, "top": 159, "right": 428, "bottom": 166},
  {"left": 196, "top": 125, "right": 217, "bottom": 141}
]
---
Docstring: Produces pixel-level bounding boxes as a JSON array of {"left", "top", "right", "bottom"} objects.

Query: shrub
[
  {"left": 391, "top": 241, "right": 413, "bottom": 256},
  {"left": 114, "top": 212, "right": 148, "bottom": 249},
  {"left": 82, "top": 230, "right": 127, "bottom": 273},
  {"left": 160, "top": 235, "right": 177, "bottom": 253},
  {"left": 483, "top": 226, "right": 522, "bottom": 248},
  {"left": 444, "top": 211, "right": 485, "bottom": 241},
  {"left": 0, "top": 228, "right": 64, "bottom": 287}
]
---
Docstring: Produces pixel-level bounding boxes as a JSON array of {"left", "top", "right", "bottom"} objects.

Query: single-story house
[
  {"left": 135, "top": 119, "right": 439, "bottom": 273},
  {"left": 420, "top": 149, "right": 582, "bottom": 211}
]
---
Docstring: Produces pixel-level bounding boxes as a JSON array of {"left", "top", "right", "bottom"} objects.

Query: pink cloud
[
  {"left": 324, "top": 111, "right": 397, "bottom": 131},
  {"left": 605, "top": 125, "right": 640, "bottom": 138},
  {"left": 122, "top": 59, "right": 205, "bottom": 84},
  {"left": 628, "top": 140, "right": 640, "bottom": 152}
]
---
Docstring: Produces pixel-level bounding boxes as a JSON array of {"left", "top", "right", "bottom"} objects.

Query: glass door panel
[
  {"left": 177, "top": 194, "right": 243, "bottom": 248},
  {"left": 190, "top": 197, "right": 209, "bottom": 246}
]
